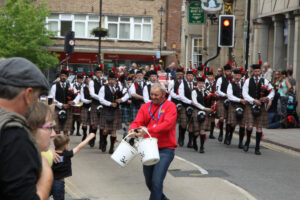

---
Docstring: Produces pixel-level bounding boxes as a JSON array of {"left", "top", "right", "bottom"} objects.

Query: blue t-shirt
[{"left": 52, "top": 150, "right": 74, "bottom": 180}]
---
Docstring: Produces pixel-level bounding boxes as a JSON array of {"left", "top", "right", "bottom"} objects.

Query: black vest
[
  {"left": 83, "top": 86, "right": 91, "bottom": 108},
  {"left": 92, "top": 78, "right": 104, "bottom": 103},
  {"left": 182, "top": 80, "right": 193, "bottom": 107},
  {"left": 55, "top": 82, "right": 69, "bottom": 104},
  {"left": 232, "top": 81, "right": 243, "bottom": 99},
  {"left": 220, "top": 76, "right": 230, "bottom": 94},
  {"left": 248, "top": 77, "right": 263, "bottom": 99},
  {"left": 196, "top": 89, "right": 205, "bottom": 107},
  {"left": 132, "top": 81, "right": 145, "bottom": 106},
  {"left": 171, "top": 80, "right": 181, "bottom": 104}
]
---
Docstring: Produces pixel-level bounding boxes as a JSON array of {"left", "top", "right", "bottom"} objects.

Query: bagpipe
[{"left": 204, "top": 90, "right": 218, "bottom": 116}]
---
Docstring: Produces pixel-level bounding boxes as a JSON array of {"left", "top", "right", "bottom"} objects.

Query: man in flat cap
[{"left": 0, "top": 57, "right": 53, "bottom": 199}]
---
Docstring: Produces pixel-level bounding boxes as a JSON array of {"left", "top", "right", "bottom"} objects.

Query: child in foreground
[{"left": 51, "top": 133, "right": 95, "bottom": 200}]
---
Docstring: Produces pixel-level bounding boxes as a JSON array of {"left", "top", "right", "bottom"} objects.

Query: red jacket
[{"left": 129, "top": 100, "right": 178, "bottom": 149}]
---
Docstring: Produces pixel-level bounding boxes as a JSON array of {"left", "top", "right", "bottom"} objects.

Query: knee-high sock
[
  {"left": 219, "top": 121, "right": 224, "bottom": 135},
  {"left": 224, "top": 124, "right": 231, "bottom": 143},
  {"left": 245, "top": 129, "right": 252, "bottom": 146},
  {"left": 210, "top": 122, "right": 215, "bottom": 136},
  {"left": 238, "top": 127, "right": 245, "bottom": 144},
  {"left": 200, "top": 134, "right": 206, "bottom": 149},
  {"left": 255, "top": 132, "right": 262, "bottom": 150}
]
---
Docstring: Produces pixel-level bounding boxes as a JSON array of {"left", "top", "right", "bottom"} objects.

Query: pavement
[{"left": 58, "top": 126, "right": 299, "bottom": 200}]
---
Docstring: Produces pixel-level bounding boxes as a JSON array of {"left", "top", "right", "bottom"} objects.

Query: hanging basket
[{"left": 91, "top": 28, "right": 108, "bottom": 37}]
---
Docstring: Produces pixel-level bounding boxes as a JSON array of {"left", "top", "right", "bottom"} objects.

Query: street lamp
[
  {"left": 158, "top": 6, "right": 164, "bottom": 59},
  {"left": 98, "top": 0, "right": 103, "bottom": 65}
]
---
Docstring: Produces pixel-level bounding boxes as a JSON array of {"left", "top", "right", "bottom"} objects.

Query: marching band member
[
  {"left": 88, "top": 67, "right": 106, "bottom": 148},
  {"left": 178, "top": 70, "right": 195, "bottom": 148},
  {"left": 226, "top": 69, "right": 247, "bottom": 148},
  {"left": 191, "top": 77, "right": 213, "bottom": 153},
  {"left": 143, "top": 70, "right": 158, "bottom": 103},
  {"left": 50, "top": 69, "right": 80, "bottom": 135},
  {"left": 70, "top": 73, "right": 83, "bottom": 136},
  {"left": 216, "top": 63, "right": 232, "bottom": 143},
  {"left": 242, "top": 64, "right": 274, "bottom": 155},
  {"left": 129, "top": 70, "right": 145, "bottom": 122},
  {"left": 205, "top": 69, "right": 217, "bottom": 139},
  {"left": 80, "top": 73, "right": 93, "bottom": 141},
  {"left": 99, "top": 72, "right": 124, "bottom": 154}
]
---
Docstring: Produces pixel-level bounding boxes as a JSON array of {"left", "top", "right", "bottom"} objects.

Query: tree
[{"left": 0, "top": 0, "right": 58, "bottom": 70}]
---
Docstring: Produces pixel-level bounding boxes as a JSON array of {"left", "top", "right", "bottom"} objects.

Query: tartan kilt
[
  {"left": 99, "top": 107, "right": 122, "bottom": 131},
  {"left": 190, "top": 109, "right": 211, "bottom": 133},
  {"left": 179, "top": 106, "right": 194, "bottom": 131},
  {"left": 80, "top": 106, "right": 91, "bottom": 126},
  {"left": 176, "top": 109, "right": 182, "bottom": 124},
  {"left": 54, "top": 108, "right": 72, "bottom": 132},
  {"left": 216, "top": 98, "right": 228, "bottom": 119},
  {"left": 130, "top": 104, "right": 141, "bottom": 122},
  {"left": 227, "top": 103, "right": 246, "bottom": 125},
  {"left": 121, "top": 105, "right": 132, "bottom": 124},
  {"left": 90, "top": 102, "right": 101, "bottom": 126},
  {"left": 245, "top": 104, "right": 268, "bottom": 128},
  {"left": 71, "top": 106, "right": 81, "bottom": 115}
]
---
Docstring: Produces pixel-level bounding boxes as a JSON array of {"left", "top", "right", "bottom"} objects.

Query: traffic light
[
  {"left": 64, "top": 31, "right": 75, "bottom": 53},
  {"left": 218, "top": 15, "right": 235, "bottom": 47}
]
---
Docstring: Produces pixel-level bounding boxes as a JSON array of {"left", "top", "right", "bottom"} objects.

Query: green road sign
[{"left": 189, "top": 2, "right": 205, "bottom": 24}]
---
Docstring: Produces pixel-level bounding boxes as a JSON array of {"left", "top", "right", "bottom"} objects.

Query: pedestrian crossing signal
[{"left": 218, "top": 15, "right": 235, "bottom": 47}]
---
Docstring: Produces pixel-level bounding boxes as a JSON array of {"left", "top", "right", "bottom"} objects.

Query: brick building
[{"left": 38, "top": 0, "right": 182, "bottom": 73}]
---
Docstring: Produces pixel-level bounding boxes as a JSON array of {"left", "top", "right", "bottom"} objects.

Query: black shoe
[
  {"left": 70, "top": 130, "right": 74, "bottom": 135},
  {"left": 199, "top": 148, "right": 205, "bottom": 153},
  {"left": 238, "top": 143, "right": 243, "bottom": 149},
  {"left": 218, "top": 134, "right": 223, "bottom": 142},
  {"left": 193, "top": 137, "right": 198, "bottom": 151},
  {"left": 255, "top": 149, "right": 261, "bottom": 155},
  {"left": 109, "top": 146, "right": 114, "bottom": 154},
  {"left": 243, "top": 145, "right": 249, "bottom": 152},
  {"left": 89, "top": 138, "right": 95, "bottom": 147},
  {"left": 81, "top": 134, "right": 87, "bottom": 141},
  {"left": 76, "top": 132, "right": 81, "bottom": 136},
  {"left": 187, "top": 140, "right": 193, "bottom": 148},
  {"left": 101, "top": 142, "right": 107, "bottom": 152},
  {"left": 209, "top": 135, "right": 216, "bottom": 139}
]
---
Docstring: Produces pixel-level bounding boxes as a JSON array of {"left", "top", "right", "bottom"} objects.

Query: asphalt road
[{"left": 176, "top": 132, "right": 300, "bottom": 200}]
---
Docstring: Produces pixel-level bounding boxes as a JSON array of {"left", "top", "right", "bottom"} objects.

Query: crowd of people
[{"left": 0, "top": 56, "right": 298, "bottom": 200}]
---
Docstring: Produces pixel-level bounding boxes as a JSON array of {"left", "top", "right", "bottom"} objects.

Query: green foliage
[{"left": 0, "top": 0, "right": 58, "bottom": 70}]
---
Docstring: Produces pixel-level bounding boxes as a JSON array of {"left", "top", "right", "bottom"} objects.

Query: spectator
[
  {"left": 287, "top": 69, "right": 296, "bottom": 94},
  {"left": 263, "top": 62, "right": 273, "bottom": 82},
  {"left": 215, "top": 67, "right": 223, "bottom": 80},
  {"left": 267, "top": 84, "right": 282, "bottom": 129},
  {"left": 51, "top": 133, "right": 95, "bottom": 200},
  {"left": 272, "top": 71, "right": 281, "bottom": 88},
  {"left": 0, "top": 57, "right": 52, "bottom": 200},
  {"left": 278, "top": 70, "right": 292, "bottom": 117}
]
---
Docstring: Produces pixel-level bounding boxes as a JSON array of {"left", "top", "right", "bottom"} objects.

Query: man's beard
[{"left": 25, "top": 102, "right": 35, "bottom": 119}]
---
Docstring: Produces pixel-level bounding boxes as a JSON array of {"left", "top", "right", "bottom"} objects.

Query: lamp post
[
  {"left": 98, "top": 0, "right": 103, "bottom": 65},
  {"left": 158, "top": 6, "right": 164, "bottom": 59}
]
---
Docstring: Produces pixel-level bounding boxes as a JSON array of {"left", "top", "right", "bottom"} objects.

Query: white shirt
[
  {"left": 80, "top": 85, "right": 92, "bottom": 104},
  {"left": 168, "top": 79, "right": 182, "bottom": 101},
  {"left": 227, "top": 82, "right": 242, "bottom": 103},
  {"left": 143, "top": 82, "right": 155, "bottom": 103},
  {"left": 50, "top": 82, "right": 80, "bottom": 109},
  {"left": 99, "top": 85, "right": 128, "bottom": 107},
  {"left": 178, "top": 80, "right": 193, "bottom": 105},
  {"left": 216, "top": 76, "right": 227, "bottom": 97},
  {"left": 192, "top": 89, "right": 205, "bottom": 110},
  {"left": 71, "top": 82, "right": 82, "bottom": 94},
  {"left": 129, "top": 81, "right": 144, "bottom": 97},
  {"left": 242, "top": 77, "right": 275, "bottom": 104},
  {"left": 89, "top": 78, "right": 106, "bottom": 101}
]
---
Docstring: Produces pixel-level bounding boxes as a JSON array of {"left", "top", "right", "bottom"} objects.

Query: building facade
[{"left": 38, "top": 0, "right": 182, "bottom": 72}]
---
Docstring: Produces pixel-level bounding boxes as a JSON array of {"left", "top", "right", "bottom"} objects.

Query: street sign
[
  {"left": 156, "top": 51, "right": 161, "bottom": 59},
  {"left": 189, "top": 2, "right": 205, "bottom": 24}
]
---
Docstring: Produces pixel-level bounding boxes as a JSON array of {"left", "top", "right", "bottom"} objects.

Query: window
[
  {"left": 192, "top": 38, "right": 202, "bottom": 68},
  {"left": 46, "top": 14, "right": 100, "bottom": 38},
  {"left": 106, "top": 16, "right": 152, "bottom": 41}
]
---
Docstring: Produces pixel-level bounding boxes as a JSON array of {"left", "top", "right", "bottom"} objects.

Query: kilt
[
  {"left": 216, "top": 98, "right": 228, "bottom": 119},
  {"left": 54, "top": 108, "right": 72, "bottom": 132},
  {"left": 71, "top": 106, "right": 81, "bottom": 115},
  {"left": 227, "top": 103, "right": 246, "bottom": 125},
  {"left": 179, "top": 106, "right": 193, "bottom": 131},
  {"left": 130, "top": 104, "right": 141, "bottom": 122},
  {"left": 90, "top": 102, "right": 101, "bottom": 126},
  {"left": 81, "top": 106, "right": 91, "bottom": 126},
  {"left": 122, "top": 105, "right": 132, "bottom": 124},
  {"left": 190, "top": 109, "right": 211, "bottom": 133},
  {"left": 99, "top": 107, "right": 122, "bottom": 131},
  {"left": 245, "top": 103, "right": 268, "bottom": 128},
  {"left": 176, "top": 109, "right": 182, "bottom": 124}
]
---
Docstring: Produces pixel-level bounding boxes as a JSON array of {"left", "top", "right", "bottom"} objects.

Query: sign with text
[{"left": 189, "top": 2, "right": 205, "bottom": 24}]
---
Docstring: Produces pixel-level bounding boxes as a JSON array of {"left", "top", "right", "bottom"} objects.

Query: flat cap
[{"left": 0, "top": 57, "right": 49, "bottom": 90}]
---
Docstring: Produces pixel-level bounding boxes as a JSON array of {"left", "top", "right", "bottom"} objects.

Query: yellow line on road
[
  {"left": 65, "top": 179, "right": 87, "bottom": 198},
  {"left": 65, "top": 184, "right": 81, "bottom": 199}
]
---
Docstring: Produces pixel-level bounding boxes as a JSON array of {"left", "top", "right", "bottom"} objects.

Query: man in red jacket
[{"left": 129, "top": 82, "right": 177, "bottom": 200}]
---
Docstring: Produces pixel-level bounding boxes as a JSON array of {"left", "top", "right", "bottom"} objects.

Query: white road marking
[{"left": 175, "top": 155, "right": 209, "bottom": 175}]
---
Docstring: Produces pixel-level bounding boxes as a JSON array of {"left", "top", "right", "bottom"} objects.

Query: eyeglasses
[{"left": 39, "top": 125, "right": 56, "bottom": 132}]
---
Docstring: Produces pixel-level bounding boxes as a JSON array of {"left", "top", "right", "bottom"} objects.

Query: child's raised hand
[{"left": 88, "top": 133, "right": 96, "bottom": 139}]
